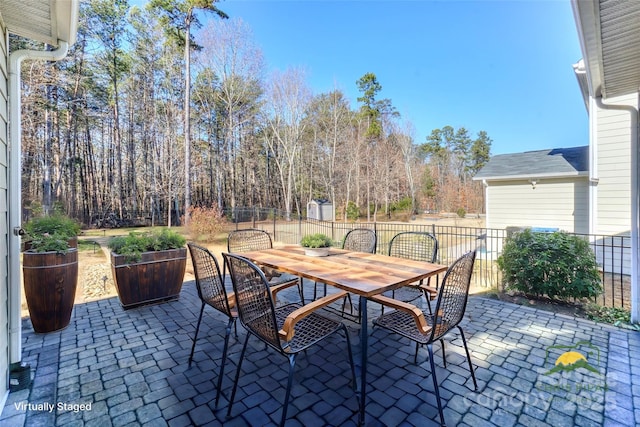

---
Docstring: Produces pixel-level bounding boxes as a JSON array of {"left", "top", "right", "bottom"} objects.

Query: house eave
[
  {"left": 571, "top": 0, "right": 640, "bottom": 99},
  {"left": 1, "top": 0, "right": 79, "bottom": 47},
  {"left": 473, "top": 171, "right": 589, "bottom": 182}
]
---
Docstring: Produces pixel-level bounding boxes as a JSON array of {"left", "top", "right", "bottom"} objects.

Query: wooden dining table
[{"left": 238, "top": 245, "right": 448, "bottom": 425}]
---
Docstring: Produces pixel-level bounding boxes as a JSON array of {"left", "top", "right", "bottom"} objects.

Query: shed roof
[
  {"left": 473, "top": 146, "right": 589, "bottom": 181},
  {"left": 309, "top": 199, "right": 332, "bottom": 205}
]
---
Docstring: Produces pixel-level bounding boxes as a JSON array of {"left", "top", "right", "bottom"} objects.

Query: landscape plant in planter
[
  {"left": 300, "top": 233, "right": 334, "bottom": 257},
  {"left": 108, "top": 229, "right": 187, "bottom": 309},
  {"left": 22, "top": 214, "right": 81, "bottom": 333}
]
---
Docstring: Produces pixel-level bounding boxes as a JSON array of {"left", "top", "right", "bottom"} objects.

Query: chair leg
[
  {"left": 458, "top": 326, "right": 478, "bottom": 391},
  {"left": 342, "top": 325, "right": 357, "bottom": 390},
  {"left": 215, "top": 317, "right": 235, "bottom": 408},
  {"left": 313, "top": 281, "right": 330, "bottom": 302},
  {"left": 222, "top": 258, "right": 228, "bottom": 286},
  {"left": 424, "top": 290, "right": 434, "bottom": 315},
  {"left": 440, "top": 339, "right": 447, "bottom": 368},
  {"left": 188, "top": 302, "right": 206, "bottom": 367},
  {"left": 297, "top": 279, "right": 305, "bottom": 304},
  {"left": 281, "top": 354, "right": 297, "bottom": 427},
  {"left": 381, "top": 291, "right": 389, "bottom": 316},
  {"left": 227, "top": 333, "right": 250, "bottom": 418},
  {"left": 423, "top": 277, "right": 434, "bottom": 315},
  {"left": 427, "top": 344, "right": 446, "bottom": 426},
  {"left": 340, "top": 293, "right": 354, "bottom": 318},
  {"left": 414, "top": 342, "right": 420, "bottom": 365}
]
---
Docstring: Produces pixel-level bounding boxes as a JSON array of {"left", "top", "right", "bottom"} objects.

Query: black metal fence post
[{"left": 272, "top": 209, "right": 276, "bottom": 240}]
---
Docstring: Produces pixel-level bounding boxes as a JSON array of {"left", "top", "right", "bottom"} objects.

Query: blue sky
[{"left": 202, "top": 0, "right": 587, "bottom": 155}]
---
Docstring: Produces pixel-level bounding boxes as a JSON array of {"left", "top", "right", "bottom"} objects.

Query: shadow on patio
[{"left": 1, "top": 281, "right": 639, "bottom": 426}]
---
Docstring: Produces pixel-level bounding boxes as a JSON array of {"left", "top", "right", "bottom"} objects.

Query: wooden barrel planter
[
  {"left": 22, "top": 249, "right": 78, "bottom": 333},
  {"left": 111, "top": 248, "right": 187, "bottom": 309}
]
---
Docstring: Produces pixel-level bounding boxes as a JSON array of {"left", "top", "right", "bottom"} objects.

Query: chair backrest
[
  {"left": 227, "top": 229, "right": 273, "bottom": 253},
  {"left": 388, "top": 231, "right": 438, "bottom": 263},
  {"left": 187, "top": 243, "right": 233, "bottom": 317},
  {"left": 431, "top": 250, "right": 476, "bottom": 341},
  {"left": 222, "top": 253, "right": 282, "bottom": 350},
  {"left": 342, "top": 228, "right": 377, "bottom": 253}
]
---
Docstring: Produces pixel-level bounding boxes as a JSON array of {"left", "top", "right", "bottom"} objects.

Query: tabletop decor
[
  {"left": 108, "top": 228, "right": 187, "bottom": 309},
  {"left": 300, "top": 233, "right": 333, "bottom": 256}
]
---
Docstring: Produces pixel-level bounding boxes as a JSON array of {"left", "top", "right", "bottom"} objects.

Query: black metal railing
[{"left": 225, "top": 207, "right": 631, "bottom": 309}]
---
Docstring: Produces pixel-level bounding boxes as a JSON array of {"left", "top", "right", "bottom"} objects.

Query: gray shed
[{"left": 307, "top": 199, "right": 334, "bottom": 221}]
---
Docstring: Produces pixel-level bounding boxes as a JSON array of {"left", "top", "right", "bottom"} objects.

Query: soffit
[
  {"left": 599, "top": 0, "right": 640, "bottom": 98},
  {"left": 1, "top": 0, "right": 77, "bottom": 46},
  {"left": 574, "top": 0, "right": 640, "bottom": 99}
]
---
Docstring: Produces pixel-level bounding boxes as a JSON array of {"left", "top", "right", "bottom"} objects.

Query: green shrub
[
  {"left": 108, "top": 228, "right": 186, "bottom": 263},
  {"left": 23, "top": 213, "right": 81, "bottom": 253},
  {"left": 27, "top": 233, "right": 73, "bottom": 253},
  {"left": 456, "top": 208, "right": 466, "bottom": 218},
  {"left": 390, "top": 197, "right": 413, "bottom": 213},
  {"left": 346, "top": 201, "right": 359, "bottom": 222},
  {"left": 24, "top": 214, "right": 80, "bottom": 240},
  {"left": 585, "top": 304, "right": 631, "bottom": 325},
  {"left": 300, "top": 233, "right": 333, "bottom": 248},
  {"left": 496, "top": 229, "right": 602, "bottom": 301}
]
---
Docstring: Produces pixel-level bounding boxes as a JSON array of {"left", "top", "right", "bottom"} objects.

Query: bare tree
[
  {"left": 197, "top": 18, "right": 264, "bottom": 211},
  {"left": 86, "top": 0, "right": 130, "bottom": 218},
  {"left": 262, "top": 68, "right": 311, "bottom": 220},
  {"left": 149, "top": 0, "right": 228, "bottom": 225},
  {"left": 393, "top": 120, "right": 418, "bottom": 213}
]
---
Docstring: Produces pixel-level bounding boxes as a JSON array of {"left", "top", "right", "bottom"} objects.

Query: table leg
[{"left": 358, "top": 296, "right": 367, "bottom": 425}]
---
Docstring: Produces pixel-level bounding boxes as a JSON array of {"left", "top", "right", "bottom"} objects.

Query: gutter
[
  {"left": 472, "top": 171, "right": 589, "bottom": 182},
  {"left": 8, "top": 40, "right": 69, "bottom": 364},
  {"left": 594, "top": 96, "right": 640, "bottom": 323}
]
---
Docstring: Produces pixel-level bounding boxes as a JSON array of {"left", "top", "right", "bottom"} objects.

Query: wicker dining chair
[
  {"left": 371, "top": 250, "right": 478, "bottom": 427},
  {"left": 314, "top": 228, "right": 377, "bottom": 318},
  {"left": 342, "top": 228, "right": 377, "bottom": 253},
  {"left": 226, "top": 229, "right": 304, "bottom": 303},
  {"left": 223, "top": 253, "right": 356, "bottom": 427},
  {"left": 384, "top": 231, "right": 439, "bottom": 312},
  {"left": 313, "top": 228, "right": 377, "bottom": 301},
  {"left": 186, "top": 243, "right": 237, "bottom": 408}
]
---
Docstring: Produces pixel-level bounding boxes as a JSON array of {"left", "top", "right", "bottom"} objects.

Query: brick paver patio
[{"left": 1, "top": 280, "right": 638, "bottom": 426}]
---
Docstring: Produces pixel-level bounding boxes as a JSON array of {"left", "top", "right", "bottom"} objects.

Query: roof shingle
[{"left": 473, "top": 146, "right": 589, "bottom": 180}]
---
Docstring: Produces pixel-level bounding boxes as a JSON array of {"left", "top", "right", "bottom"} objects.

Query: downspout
[
  {"left": 8, "top": 41, "right": 69, "bottom": 364},
  {"left": 572, "top": 62, "right": 598, "bottom": 235},
  {"left": 482, "top": 179, "right": 489, "bottom": 227},
  {"left": 594, "top": 96, "right": 640, "bottom": 323}
]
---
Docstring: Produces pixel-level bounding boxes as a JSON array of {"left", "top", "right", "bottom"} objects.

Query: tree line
[{"left": 15, "top": 0, "right": 492, "bottom": 226}]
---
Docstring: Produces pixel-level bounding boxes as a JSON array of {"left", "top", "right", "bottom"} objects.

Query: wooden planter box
[
  {"left": 23, "top": 249, "right": 78, "bottom": 333},
  {"left": 110, "top": 248, "right": 187, "bottom": 309}
]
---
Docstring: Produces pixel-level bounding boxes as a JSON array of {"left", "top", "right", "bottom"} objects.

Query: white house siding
[
  {"left": 0, "top": 23, "right": 10, "bottom": 401},
  {"left": 485, "top": 178, "right": 589, "bottom": 233},
  {"left": 593, "top": 93, "right": 635, "bottom": 236}
]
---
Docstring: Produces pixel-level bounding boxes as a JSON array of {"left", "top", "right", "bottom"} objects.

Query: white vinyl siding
[
  {"left": 485, "top": 178, "right": 589, "bottom": 233},
  {"left": 0, "top": 22, "right": 10, "bottom": 401},
  {"left": 593, "top": 93, "right": 635, "bottom": 236}
]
